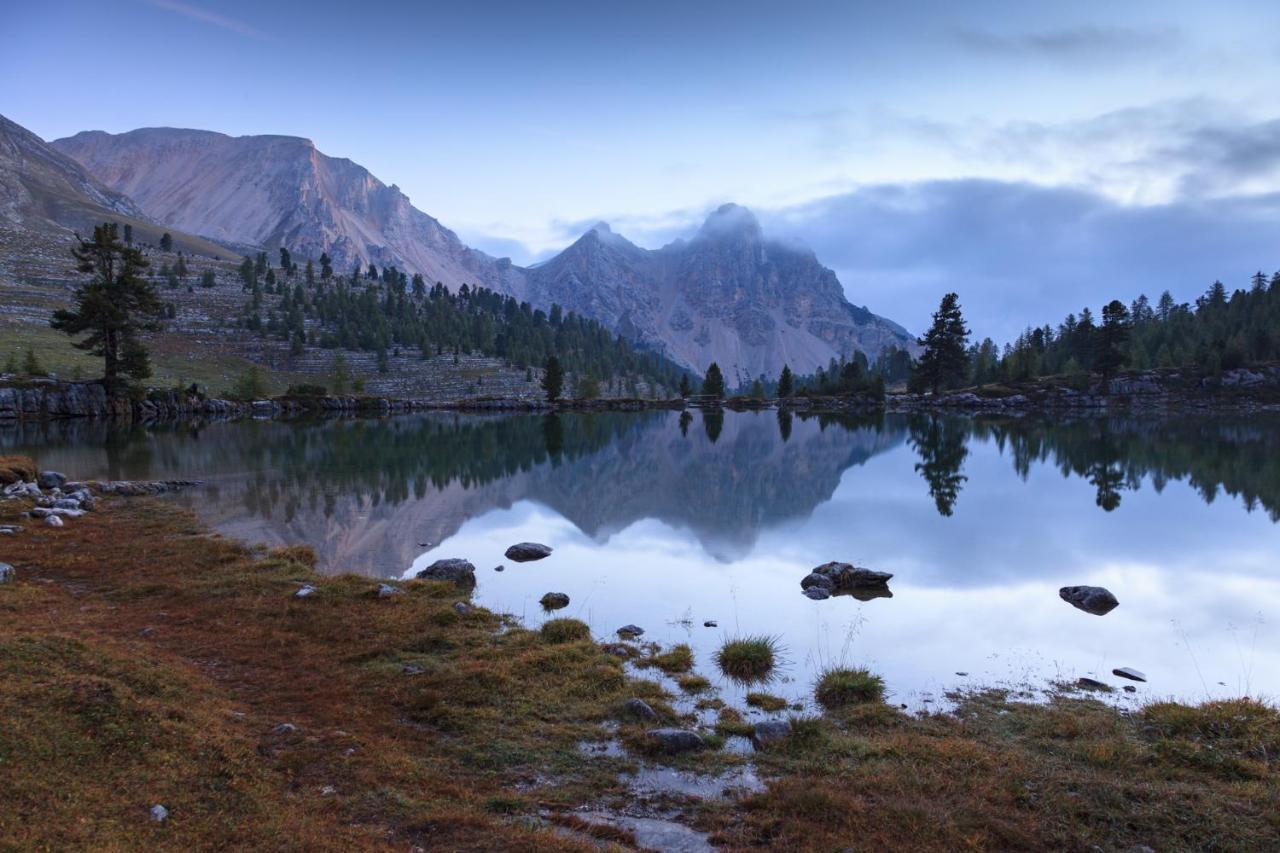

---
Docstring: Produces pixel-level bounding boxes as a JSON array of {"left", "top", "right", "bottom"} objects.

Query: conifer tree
[
  {"left": 159, "top": 232, "right": 173, "bottom": 252},
  {"left": 912, "top": 293, "right": 970, "bottom": 394},
  {"left": 777, "top": 364, "right": 794, "bottom": 398},
  {"left": 703, "top": 362, "right": 725, "bottom": 399},
  {"left": 542, "top": 355, "right": 564, "bottom": 401}
]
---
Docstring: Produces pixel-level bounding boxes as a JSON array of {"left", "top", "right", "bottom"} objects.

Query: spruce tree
[
  {"left": 703, "top": 362, "right": 725, "bottom": 399},
  {"left": 542, "top": 356, "right": 564, "bottom": 402},
  {"left": 777, "top": 364, "right": 794, "bottom": 398},
  {"left": 1095, "top": 299, "right": 1131, "bottom": 379},
  {"left": 912, "top": 293, "right": 970, "bottom": 394},
  {"left": 51, "top": 223, "right": 165, "bottom": 394},
  {"left": 159, "top": 232, "right": 173, "bottom": 252},
  {"left": 678, "top": 374, "right": 692, "bottom": 398}
]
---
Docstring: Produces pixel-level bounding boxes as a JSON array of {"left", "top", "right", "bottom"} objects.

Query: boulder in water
[
  {"left": 505, "top": 542, "right": 553, "bottom": 562},
  {"left": 540, "top": 592, "right": 570, "bottom": 610},
  {"left": 1112, "top": 667, "right": 1146, "bottom": 682},
  {"left": 752, "top": 719, "right": 792, "bottom": 749},
  {"left": 1059, "top": 586, "right": 1119, "bottom": 616},
  {"left": 645, "top": 728, "right": 705, "bottom": 754},
  {"left": 811, "top": 561, "right": 893, "bottom": 590}
]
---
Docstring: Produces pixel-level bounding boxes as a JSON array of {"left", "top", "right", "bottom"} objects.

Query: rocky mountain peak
[{"left": 695, "top": 202, "right": 763, "bottom": 243}]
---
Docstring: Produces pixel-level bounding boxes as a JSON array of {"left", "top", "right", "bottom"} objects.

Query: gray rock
[
  {"left": 811, "top": 561, "right": 893, "bottom": 590},
  {"left": 1123, "top": 685, "right": 1137, "bottom": 693},
  {"left": 294, "top": 585, "right": 317, "bottom": 598},
  {"left": 703, "top": 620, "right": 718, "bottom": 628},
  {"left": 53, "top": 498, "right": 81, "bottom": 510},
  {"left": 1112, "top": 667, "right": 1146, "bottom": 682},
  {"left": 617, "top": 624, "right": 645, "bottom": 637},
  {"left": 505, "top": 542, "right": 553, "bottom": 562},
  {"left": 1076, "top": 677, "right": 1112, "bottom": 692},
  {"left": 272, "top": 723, "right": 298, "bottom": 734},
  {"left": 540, "top": 592, "right": 570, "bottom": 610},
  {"left": 37, "top": 470, "right": 67, "bottom": 489},
  {"left": 149, "top": 804, "right": 169, "bottom": 823},
  {"left": 416, "top": 558, "right": 477, "bottom": 587},
  {"left": 0, "top": 563, "right": 14, "bottom": 583},
  {"left": 646, "top": 728, "right": 705, "bottom": 754},
  {"left": 0, "top": 526, "right": 17, "bottom": 536},
  {"left": 493, "top": 564, "right": 505, "bottom": 572},
  {"left": 624, "top": 698, "right": 658, "bottom": 720},
  {"left": 376, "top": 583, "right": 404, "bottom": 598},
  {"left": 44, "top": 514, "right": 64, "bottom": 528},
  {"left": 1059, "top": 586, "right": 1119, "bottom": 616},
  {"left": 452, "top": 601, "right": 471, "bottom": 615},
  {"left": 403, "top": 664, "right": 426, "bottom": 675},
  {"left": 752, "top": 719, "right": 792, "bottom": 748},
  {"left": 800, "top": 572, "right": 835, "bottom": 591},
  {"left": 802, "top": 586, "right": 831, "bottom": 600}
]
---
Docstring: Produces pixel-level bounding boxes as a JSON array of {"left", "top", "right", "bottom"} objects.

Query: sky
[{"left": 6, "top": 0, "right": 1280, "bottom": 338}]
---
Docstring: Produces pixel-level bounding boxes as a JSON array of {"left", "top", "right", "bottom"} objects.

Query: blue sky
[{"left": 6, "top": 0, "right": 1280, "bottom": 337}]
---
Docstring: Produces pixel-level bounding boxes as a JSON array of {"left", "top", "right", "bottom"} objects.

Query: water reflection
[{"left": 7, "top": 410, "right": 1280, "bottom": 703}]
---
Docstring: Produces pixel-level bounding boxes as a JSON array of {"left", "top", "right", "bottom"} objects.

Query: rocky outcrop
[{"left": 415, "top": 558, "right": 477, "bottom": 588}]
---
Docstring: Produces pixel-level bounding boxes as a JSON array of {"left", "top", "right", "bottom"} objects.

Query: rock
[
  {"left": 44, "top": 514, "right": 64, "bottom": 528},
  {"left": 149, "top": 804, "right": 169, "bottom": 823},
  {"left": 800, "top": 572, "right": 835, "bottom": 592},
  {"left": 37, "top": 470, "right": 66, "bottom": 489},
  {"left": 752, "top": 719, "right": 792, "bottom": 748},
  {"left": 416, "top": 558, "right": 477, "bottom": 587},
  {"left": 272, "top": 723, "right": 298, "bottom": 734},
  {"left": 802, "top": 587, "right": 831, "bottom": 600},
  {"left": 0, "top": 563, "right": 14, "bottom": 583},
  {"left": 52, "top": 498, "right": 81, "bottom": 510},
  {"left": 1076, "top": 677, "right": 1112, "bottom": 692},
  {"left": 294, "top": 585, "right": 317, "bottom": 598},
  {"left": 1112, "top": 667, "right": 1147, "bottom": 682},
  {"left": 540, "top": 592, "right": 570, "bottom": 610},
  {"left": 452, "top": 601, "right": 471, "bottom": 615},
  {"left": 646, "top": 728, "right": 705, "bottom": 754},
  {"left": 703, "top": 620, "right": 718, "bottom": 628},
  {"left": 811, "top": 561, "right": 893, "bottom": 590},
  {"left": 505, "top": 542, "right": 553, "bottom": 562},
  {"left": 403, "top": 664, "right": 426, "bottom": 675},
  {"left": 1123, "top": 685, "right": 1137, "bottom": 693},
  {"left": 616, "top": 624, "right": 645, "bottom": 637},
  {"left": 1059, "top": 586, "right": 1119, "bottom": 616},
  {"left": 623, "top": 698, "right": 658, "bottom": 720},
  {"left": 493, "top": 565, "right": 505, "bottom": 572},
  {"left": 376, "top": 583, "right": 404, "bottom": 598},
  {"left": 0, "top": 525, "right": 20, "bottom": 536}
]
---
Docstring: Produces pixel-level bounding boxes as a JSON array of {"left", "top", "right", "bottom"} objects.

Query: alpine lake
[{"left": 7, "top": 408, "right": 1279, "bottom": 712}]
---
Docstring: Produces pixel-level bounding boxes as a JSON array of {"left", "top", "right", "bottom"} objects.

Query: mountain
[
  {"left": 51, "top": 124, "right": 912, "bottom": 377},
  {"left": 525, "top": 205, "right": 914, "bottom": 380},
  {"left": 0, "top": 114, "right": 237, "bottom": 259},
  {"left": 52, "top": 127, "right": 523, "bottom": 293}
]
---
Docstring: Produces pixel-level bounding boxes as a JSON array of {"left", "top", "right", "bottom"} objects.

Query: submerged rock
[
  {"left": 752, "top": 719, "right": 792, "bottom": 748},
  {"left": 1112, "top": 667, "right": 1147, "bottom": 682},
  {"left": 623, "top": 698, "right": 658, "bottom": 720},
  {"left": 416, "top": 558, "right": 477, "bottom": 587},
  {"left": 505, "top": 542, "right": 553, "bottom": 562},
  {"left": 540, "top": 592, "right": 570, "bottom": 610},
  {"left": 617, "top": 624, "right": 645, "bottom": 638},
  {"left": 1059, "top": 586, "right": 1119, "bottom": 616},
  {"left": 703, "top": 620, "right": 718, "bottom": 628},
  {"left": 646, "top": 728, "right": 705, "bottom": 754}
]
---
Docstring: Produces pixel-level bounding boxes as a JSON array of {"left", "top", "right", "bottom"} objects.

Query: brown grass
[{"left": 0, "top": 454, "right": 37, "bottom": 485}]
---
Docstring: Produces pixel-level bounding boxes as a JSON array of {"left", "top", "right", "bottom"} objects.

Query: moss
[
  {"left": 715, "top": 635, "right": 779, "bottom": 683},
  {"left": 815, "top": 667, "right": 885, "bottom": 709},
  {"left": 539, "top": 618, "right": 592, "bottom": 644}
]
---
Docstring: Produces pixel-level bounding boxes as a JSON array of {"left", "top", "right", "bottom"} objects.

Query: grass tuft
[
  {"left": 746, "top": 691, "right": 789, "bottom": 712},
  {"left": 539, "top": 618, "right": 592, "bottom": 644},
  {"left": 715, "top": 635, "right": 779, "bottom": 683},
  {"left": 638, "top": 643, "right": 694, "bottom": 674},
  {"left": 677, "top": 674, "right": 712, "bottom": 693},
  {"left": 815, "top": 667, "right": 885, "bottom": 709}
]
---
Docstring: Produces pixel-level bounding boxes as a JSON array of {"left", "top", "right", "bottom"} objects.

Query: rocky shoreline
[{"left": 3, "top": 364, "right": 1279, "bottom": 423}]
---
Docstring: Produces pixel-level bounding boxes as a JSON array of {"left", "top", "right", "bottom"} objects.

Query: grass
[
  {"left": 539, "top": 618, "right": 592, "bottom": 644},
  {"left": 677, "top": 674, "right": 712, "bottom": 693},
  {"left": 745, "top": 691, "right": 789, "bottom": 712},
  {"left": 714, "top": 635, "right": 779, "bottom": 683},
  {"left": 0, "top": 455, "right": 37, "bottom": 485},
  {"left": 637, "top": 643, "right": 694, "bottom": 674},
  {"left": 814, "top": 666, "right": 886, "bottom": 709}
]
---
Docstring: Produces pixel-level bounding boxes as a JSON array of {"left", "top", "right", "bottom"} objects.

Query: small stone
[
  {"left": 44, "top": 514, "right": 64, "bottom": 528},
  {"left": 37, "top": 471, "right": 67, "bottom": 490},
  {"left": 1112, "top": 667, "right": 1147, "bottom": 682},
  {"left": 320, "top": 785, "right": 337, "bottom": 796},
  {"left": 703, "top": 620, "right": 718, "bottom": 628},
  {"left": 504, "top": 542, "right": 553, "bottom": 562},
  {"left": 956, "top": 672, "right": 969, "bottom": 677},
  {"left": 272, "top": 723, "right": 298, "bottom": 734},
  {"left": 52, "top": 498, "right": 81, "bottom": 510},
  {"left": 802, "top": 586, "right": 831, "bottom": 600},
  {"left": 800, "top": 572, "right": 835, "bottom": 591},
  {"left": 403, "top": 664, "right": 426, "bottom": 675},
  {"left": 149, "top": 804, "right": 168, "bottom": 823},
  {"left": 494, "top": 565, "right": 505, "bottom": 572},
  {"left": 1123, "top": 685, "right": 1137, "bottom": 693},
  {"left": 0, "top": 563, "right": 14, "bottom": 583},
  {"left": 376, "top": 583, "right": 404, "bottom": 598},
  {"left": 616, "top": 624, "right": 644, "bottom": 638},
  {"left": 1059, "top": 586, "right": 1119, "bottom": 616},
  {"left": 294, "top": 585, "right": 317, "bottom": 598},
  {"left": 539, "top": 592, "right": 570, "bottom": 610},
  {"left": 645, "top": 728, "right": 705, "bottom": 754},
  {"left": 452, "top": 601, "right": 471, "bottom": 615},
  {"left": 752, "top": 719, "right": 792, "bottom": 748},
  {"left": 1077, "top": 677, "right": 1112, "bottom": 692},
  {"left": 623, "top": 698, "right": 658, "bottom": 720}
]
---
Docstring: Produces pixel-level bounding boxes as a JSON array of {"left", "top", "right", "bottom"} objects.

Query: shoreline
[
  {"left": 3, "top": 458, "right": 1279, "bottom": 849},
  {"left": 4, "top": 362, "right": 1280, "bottom": 424}
]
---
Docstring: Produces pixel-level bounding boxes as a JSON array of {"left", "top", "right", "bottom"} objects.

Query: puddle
[
  {"left": 577, "top": 738, "right": 627, "bottom": 758},
  {"left": 623, "top": 763, "right": 764, "bottom": 799},
  {"left": 575, "top": 811, "right": 713, "bottom": 853}
]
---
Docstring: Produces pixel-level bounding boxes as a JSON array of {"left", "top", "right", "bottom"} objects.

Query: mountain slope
[
  {"left": 527, "top": 205, "right": 914, "bottom": 380},
  {"left": 52, "top": 127, "right": 524, "bottom": 294}
]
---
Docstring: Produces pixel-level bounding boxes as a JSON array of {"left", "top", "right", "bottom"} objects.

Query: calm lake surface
[{"left": 7, "top": 410, "right": 1280, "bottom": 710}]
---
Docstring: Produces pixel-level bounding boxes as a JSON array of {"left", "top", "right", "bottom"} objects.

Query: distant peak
[
  {"left": 697, "top": 203, "right": 762, "bottom": 241},
  {"left": 589, "top": 220, "right": 613, "bottom": 235}
]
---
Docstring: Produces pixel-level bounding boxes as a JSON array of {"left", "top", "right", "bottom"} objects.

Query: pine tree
[
  {"left": 777, "top": 364, "right": 794, "bottom": 398},
  {"left": 123, "top": 223, "right": 133, "bottom": 245},
  {"left": 542, "top": 356, "right": 564, "bottom": 402},
  {"left": 912, "top": 293, "right": 970, "bottom": 393},
  {"left": 51, "top": 223, "right": 165, "bottom": 394},
  {"left": 22, "top": 347, "right": 43, "bottom": 377},
  {"left": 159, "top": 232, "right": 173, "bottom": 252},
  {"left": 678, "top": 374, "right": 692, "bottom": 398},
  {"left": 1095, "top": 299, "right": 1131, "bottom": 380},
  {"left": 702, "top": 362, "right": 725, "bottom": 399}
]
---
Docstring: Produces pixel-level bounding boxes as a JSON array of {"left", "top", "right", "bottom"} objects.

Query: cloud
[
  {"left": 759, "top": 180, "right": 1280, "bottom": 341},
  {"left": 146, "top": 0, "right": 269, "bottom": 40},
  {"left": 951, "top": 25, "right": 1179, "bottom": 63}
]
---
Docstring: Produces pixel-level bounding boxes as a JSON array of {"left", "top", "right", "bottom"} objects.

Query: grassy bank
[{"left": 1, "top": 471, "right": 1277, "bottom": 850}]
